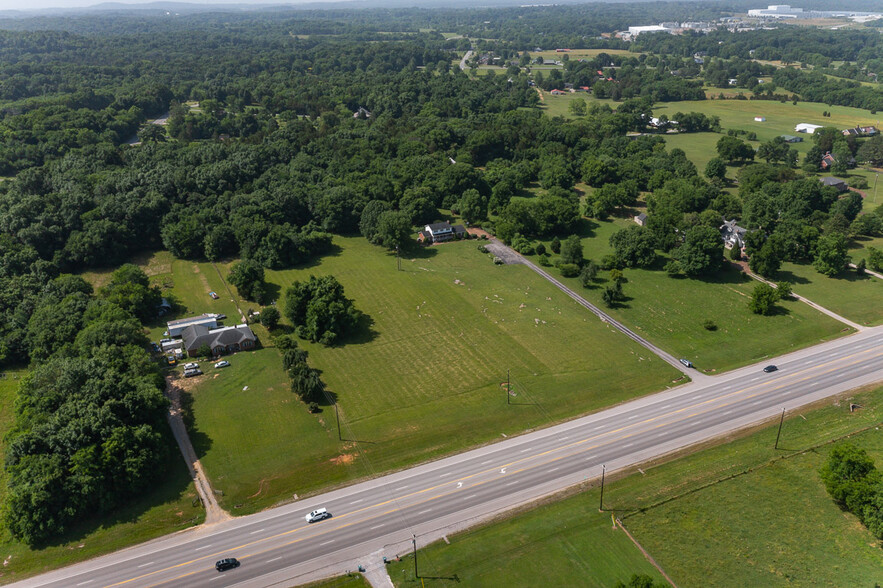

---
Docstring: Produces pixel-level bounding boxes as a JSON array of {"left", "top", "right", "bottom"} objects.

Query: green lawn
[
  {"left": 301, "top": 573, "right": 371, "bottom": 587},
  {"left": 387, "top": 499, "right": 668, "bottom": 588},
  {"left": 179, "top": 236, "right": 682, "bottom": 513},
  {"left": 773, "top": 261, "right": 883, "bottom": 326},
  {"left": 535, "top": 218, "right": 850, "bottom": 373},
  {"left": 619, "top": 385, "right": 883, "bottom": 588},
  {"left": 390, "top": 384, "right": 883, "bottom": 588},
  {"left": 0, "top": 369, "right": 203, "bottom": 585}
]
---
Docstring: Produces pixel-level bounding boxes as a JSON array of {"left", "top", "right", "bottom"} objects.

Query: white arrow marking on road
[
  {"left": 457, "top": 482, "right": 463, "bottom": 488},
  {"left": 500, "top": 467, "right": 507, "bottom": 474}
]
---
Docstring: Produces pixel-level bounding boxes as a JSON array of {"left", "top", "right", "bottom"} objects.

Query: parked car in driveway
[
  {"left": 184, "top": 368, "right": 202, "bottom": 377},
  {"left": 215, "top": 558, "right": 239, "bottom": 572},
  {"left": 305, "top": 508, "right": 331, "bottom": 523},
  {"left": 214, "top": 360, "right": 230, "bottom": 368},
  {"left": 679, "top": 358, "right": 693, "bottom": 368},
  {"left": 763, "top": 365, "right": 778, "bottom": 373}
]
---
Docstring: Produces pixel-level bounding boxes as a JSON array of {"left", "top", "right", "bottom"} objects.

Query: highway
[{"left": 13, "top": 327, "right": 883, "bottom": 588}]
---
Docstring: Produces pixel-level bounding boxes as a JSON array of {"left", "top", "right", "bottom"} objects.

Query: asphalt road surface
[{"left": 14, "top": 327, "right": 883, "bottom": 588}]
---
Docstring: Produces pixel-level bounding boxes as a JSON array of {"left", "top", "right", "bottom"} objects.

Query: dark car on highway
[
  {"left": 763, "top": 365, "right": 778, "bottom": 373},
  {"left": 215, "top": 558, "right": 240, "bottom": 572}
]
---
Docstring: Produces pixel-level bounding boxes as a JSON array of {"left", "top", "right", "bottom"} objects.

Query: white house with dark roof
[{"left": 418, "top": 221, "right": 467, "bottom": 244}]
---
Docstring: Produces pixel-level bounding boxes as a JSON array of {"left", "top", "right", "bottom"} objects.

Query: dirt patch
[
  {"left": 330, "top": 453, "right": 356, "bottom": 466},
  {"left": 467, "top": 227, "right": 493, "bottom": 239}
]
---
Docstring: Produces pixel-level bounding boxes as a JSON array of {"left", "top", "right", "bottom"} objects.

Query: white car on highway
[{"left": 305, "top": 508, "right": 331, "bottom": 523}]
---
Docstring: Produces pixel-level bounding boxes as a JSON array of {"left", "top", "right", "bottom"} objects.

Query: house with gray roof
[
  {"left": 182, "top": 324, "right": 257, "bottom": 357},
  {"left": 820, "top": 176, "right": 848, "bottom": 192},
  {"left": 719, "top": 219, "right": 748, "bottom": 250}
]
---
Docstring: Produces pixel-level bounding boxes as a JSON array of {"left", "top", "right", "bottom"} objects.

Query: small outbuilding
[
  {"left": 634, "top": 212, "right": 648, "bottom": 226},
  {"left": 754, "top": 116, "right": 766, "bottom": 122},
  {"left": 820, "top": 176, "right": 848, "bottom": 192},
  {"left": 780, "top": 135, "right": 803, "bottom": 143},
  {"left": 167, "top": 315, "right": 219, "bottom": 338},
  {"left": 795, "top": 123, "right": 823, "bottom": 134}
]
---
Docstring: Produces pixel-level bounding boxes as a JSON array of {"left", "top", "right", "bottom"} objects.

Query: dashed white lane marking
[
  {"left": 250, "top": 528, "right": 265, "bottom": 534},
  {"left": 439, "top": 472, "right": 451, "bottom": 477},
  {"left": 519, "top": 447, "right": 532, "bottom": 453},
  {"left": 623, "top": 443, "right": 634, "bottom": 449},
  {"left": 693, "top": 395, "right": 703, "bottom": 400},
  {"left": 418, "top": 509, "right": 432, "bottom": 514},
  {"left": 548, "top": 467, "right": 559, "bottom": 473},
  {"left": 395, "top": 486, "right": 408, "bottom": 491},
  {"left": 319, "top": 540, "right": 335, "bottom": 546},
  {"left": 481, "top": 460, "right": 493, "bottom": 465},
  {"left": 593, "top": 425, "right": 603, "bottom": 430},
  {"left": 371, "top": 524, "right": 385, "bottom": 530},
  {"left": 506, "top": 481, "right": 519, "bottom": 486},
  {"left": 77, "top": 581, "right": 93, "bottom": 586},
  {"left": 137, "top": 562, "right": 155, "bottom": 568},
  {"left": 660, "top": 404, "right": 671, "bottom": 409},
  {"left": 267, "top": 557, "right": 282, "bottom": 563},
  {"left": 195, "top": 544, "right": 213, "bottom": 551},
  {"left": 350, "top": 499, "right": 364, "bottom": 504},
  {"left": 657, "top": 432, "right": 667, "bottom": 437},
  {"left": 464, "top": 494, "right": 477, "bottom": 500}
]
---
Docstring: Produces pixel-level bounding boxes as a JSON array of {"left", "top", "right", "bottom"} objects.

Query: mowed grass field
[
  {"left": 773, "top": 261, "right": 883, "bottom": 326},
  {"left": 133, "top": 237, "right": 680, "bottom": 514},
  {"left": 0, "top": 369, "right": 204, "bottom": 584},
  {"left": 391, "top": 382, "right": 883, "bottom": 588},
  {"left": 536, "top": 218, "right": 851, "bottom": 373},
  {"left": 386, "top": 496, "right": 668, "bottom": 588},
  {"left": 619, "top": 385, "right": 883, "bottom": 587}
]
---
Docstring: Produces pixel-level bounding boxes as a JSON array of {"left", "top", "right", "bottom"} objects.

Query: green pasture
[
  {"left": 773, "top": 261, "right": 883, "bottom": 326},
  {"left": 387, "top": 497, "right": 667, "bottom": 588},
  {"left": 535, "top": 218, "right": 851, "bottom": 373},
  {"left": 620, "top": 385, "right": 883, "bottom": 588},
  {"left": 149, "top": 236, "right": 682, "bottom": 514},
  {"left": 0, "top": 369, "right": 203, "bottom": 585},
  {"left": 396, "top": 381, "right": 883, "bottom": 588},
  {"left": 531, "top": 48, "right": 637, "bottom": 62}
]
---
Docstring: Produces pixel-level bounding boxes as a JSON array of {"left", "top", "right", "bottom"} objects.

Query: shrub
[
  {"left": 535, "top": 243, "right": 547, "bottom": 256},
  {"left": 551, "top": 236, "right": 561, "bottom": 254},
  {"left": 702, "top": 319, "right": 717, "bottom": 331},
  {"left": 558, "top": 263, "right": 580, "bottom": 277},
  {"left": 538, "top": 253, "right": 552, "bottom": 267}
]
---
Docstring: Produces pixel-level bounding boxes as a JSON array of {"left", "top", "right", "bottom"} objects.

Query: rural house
[
  {"left": 418, "top": 221, "right": 467, "bottom": 244},
  {"left": 182, "top": 324, "right": 257, "bottom": 357},
  {"left": 719, "top": 219, "right": 748, "bottom": 250},
  {"left": 780, "top": 135, "right": 803, "bottom": 143}
]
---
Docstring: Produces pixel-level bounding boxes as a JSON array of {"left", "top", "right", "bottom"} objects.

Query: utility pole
[
  {"left": 412, "top": 534, "right": 418, "bottom": 579},
  {"left": 335, "top": 402, "right": 342, "bottom": 441},
  {"left": 774, "top": 408, "right": 786, "bottom": 450},
  {"left": 599, "top": 464, "right": 606, "bottom": 512}
]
